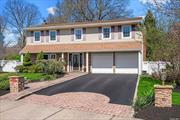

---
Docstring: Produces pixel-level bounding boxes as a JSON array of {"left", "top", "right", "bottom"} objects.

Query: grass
[
  {"left": 137, "top": 75, "right": 180, "bottom": 106},
  {"left": 0, "top": 72, "right": 55, "bottom": 90},
  {"left": 172, "top": 92, "right": 180, "bottom": 105},
  {"left": 137, "top": 76, "right": 161, "bottom": 97}
]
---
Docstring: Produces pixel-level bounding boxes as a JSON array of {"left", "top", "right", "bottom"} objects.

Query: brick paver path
[
  {"left": 0, "top": 72, "right": 86, "bottom": 101},
  {"left": 23, "top": 92, "right": 134, "bottom": 118}
]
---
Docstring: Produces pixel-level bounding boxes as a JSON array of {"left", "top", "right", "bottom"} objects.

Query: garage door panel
[
  {"left": 92, "top": 53, "right": 113, "bottom": 73},
  {"left": 115, "top": 52, "right": 138, "bottom": 74}
]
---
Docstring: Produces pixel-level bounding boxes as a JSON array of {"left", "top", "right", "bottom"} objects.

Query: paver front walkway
[
  {"left": 23, "top": 92, "right": 134, "bottom": 118},
  {"left": 0, "top": 99, "right": 139, "bottom": 120},
  {"left": 0, "top": 72, "right": 86, "bottom": 101}
]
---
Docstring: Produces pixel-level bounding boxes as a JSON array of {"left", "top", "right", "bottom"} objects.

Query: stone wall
[{"left": 154, "top": 85, "right": 173, "bottom": 107}]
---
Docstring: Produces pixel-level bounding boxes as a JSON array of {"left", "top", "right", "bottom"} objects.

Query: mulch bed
[{"left": 134, "top": 105, "right": 180, "bottom": 120}]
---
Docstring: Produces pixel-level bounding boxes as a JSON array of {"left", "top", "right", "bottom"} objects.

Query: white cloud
[
  {"left": 139, "top": 0, "right": 169, "bottom": 5},
  {"left": 47, "top": 7, "right": 56, "bottom": 15}
]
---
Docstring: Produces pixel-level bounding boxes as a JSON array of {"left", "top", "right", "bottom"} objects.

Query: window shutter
[
  {"left": 57, "top": 30, "right": 60, "bottom": 42},
  {"left": 118, "top": 26, "right": 122, "bottom": 39},
  {"left": 31, "top": 31, "right": 33, "bottom": 43},
  {"left": 46, "top": 30, "right": 49, "bottom": 42},
  {"left": 83, "top": 28, "right": 86, "bottom": 40},
  {"left": 98, "top": 27, "right": 102, "bottom": 40},
  {"left": 41, "top": 31, "right": 44, "bottom": 42},
  {"left": 132, "top": 25, "right": 136, "bottom": 39},
  {"left": 111, "top": 26, "right": 115, "bottom": 39},
  {"left": 71, "top": 28, "right": 74, "bottom": 41}
]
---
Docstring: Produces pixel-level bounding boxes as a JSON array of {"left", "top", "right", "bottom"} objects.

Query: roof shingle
[{"left": 20, "top": 41, "right": 142, "bottom": 53}]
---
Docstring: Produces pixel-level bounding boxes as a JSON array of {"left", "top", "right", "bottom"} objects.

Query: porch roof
[{"left": 20, "top": 41, "right": 142, "bottom": 54}]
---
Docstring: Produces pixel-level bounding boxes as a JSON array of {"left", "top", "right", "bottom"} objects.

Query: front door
[{"left": 73, "top": 54, "right": 79, "bottom": 71}]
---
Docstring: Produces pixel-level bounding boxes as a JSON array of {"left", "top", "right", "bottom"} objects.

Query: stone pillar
[
  {"left": 86, "top": 52, "right": 89, "bottom": 73},
  {"left": 9, "top": 76, "right": 25, "bottom": 93},
  {"left": 154, "top": 85, "right": 173, "bottom": 107}
]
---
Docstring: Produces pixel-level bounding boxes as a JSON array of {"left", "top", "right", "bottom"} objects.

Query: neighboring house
[{"left": 20, "top": 17, "right": 144, "bottom": 74}]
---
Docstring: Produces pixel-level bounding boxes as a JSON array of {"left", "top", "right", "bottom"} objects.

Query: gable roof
[{"left": 26, "top": 17, "right": 143, "bottom": 31}]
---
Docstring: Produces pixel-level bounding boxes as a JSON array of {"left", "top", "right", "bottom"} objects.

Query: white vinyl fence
[
  {"left": 0, "top": 60, "right": 22, "bottom": 72},
  {"left": 143, "top": 61, "right": 167, "bottom": 75}
]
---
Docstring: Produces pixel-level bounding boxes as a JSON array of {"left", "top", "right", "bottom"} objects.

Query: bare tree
[
  {"left": 47, "top": 0, "right": 132, "bottom": 23},
  {"left": 152, "top": 0, "right": 180, "bottom": 20},
  {"left": 3, "top": 0, "right": 41, "bottom": 47},
  {"left": 0, "top": 16, "right": 7, "bottom": 59}
]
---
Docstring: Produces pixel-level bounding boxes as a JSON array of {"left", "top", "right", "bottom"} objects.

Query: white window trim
[
  {"left": 74, "top": 28, "right": 83, "bottom": 41},
  {"left": 102, "top": 27, "right": 111, "bottom": 40},
  {"left": 122, "top": 25, "right": 132, "bottom": 39},
  {"left": 44, "top": 54, "right": 56, "bottom": 60},
  {"left": 34, "top": 31, "right": 41, "bottom": 42},
  {"left": 49, "top": 30, "right": 57, "bottom": 42}
]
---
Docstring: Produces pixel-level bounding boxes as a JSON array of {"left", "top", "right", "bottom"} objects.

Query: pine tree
[
  {"left": 144, "top": 10, "right": 156, "bottom": 31},
  {"left": 144, "top": 10, "right": 157, "bottom": 60},
  {"left": 23, "top": 52, "right": 32, "bottom": 66},
  {"left": 36, "top": 51, "right": 44, "bottom": 61}
]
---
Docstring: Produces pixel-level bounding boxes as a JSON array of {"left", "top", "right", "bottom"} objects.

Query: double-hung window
[
  {"left": 102, "top": 27, "right": 111, "bottom": 39},
  {"left": 49, "top": 30, "right": 57, "bottom": 42},
  {"left": 122, "top": 25, "right": 131, "bottom": 38},
  {"left": 74, "top": 28, "right": 82, "bottom": 41},
  {"left": 34, "top": 31, "right": 41, "bottom": 42}
]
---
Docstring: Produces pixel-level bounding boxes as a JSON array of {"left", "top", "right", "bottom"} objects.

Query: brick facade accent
[
  {"left": 9, "top": 76, "right": 25, "bottom": 93},
  {"left": 154, "top": 85, "right": 173, "bottom": 107}
]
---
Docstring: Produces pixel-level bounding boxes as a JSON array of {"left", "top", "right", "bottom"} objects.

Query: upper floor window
[
  {"left": 102, "top": 27, "right": 111, "bottom": 39},
  {"left": 122, "top": 25, "right": 131, "bottom": 38},
  {"left": 74, "top": 28, "right": 82, "bottom": 40},
  {"left": 34, "top": 31, "right": 40, "bottom": 42},
  {"left": 49, "top": 30, "right": 57, "bottom": 42}
]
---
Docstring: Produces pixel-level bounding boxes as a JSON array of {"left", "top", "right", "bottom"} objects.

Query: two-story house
[{"left": 20, "top": 17, "right": 144, "bottom": 74}]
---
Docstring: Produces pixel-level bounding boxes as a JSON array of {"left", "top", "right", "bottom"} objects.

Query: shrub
[
  {"left": 23, "top": 52, "right": 32, "bottom": 66},
  {"left": 45, "top": 60, "right": 64, "bottom": 74},
  {"left": 16, "top": 65, "right": 27, "bottom": 72},
  {"left": 36, "top": 51, "right": 44, "bottom": 61},
  {"left": 27, "top": 65, "right": 37, "bottom": 73},
  {"left": 36, "top": 60, "right": 64, "bottom": 74},
  {"left": 134, "top": 91, "right": 154, "bottom": 111},
  {"left": 5, "top": 54, "right": 20, "bottom": 61},
  {"left": 35, "top": 60, "right": 47, "bottom": 73},
  {"left": 41, "top": 74, "right": 56, "bottom": 81}
]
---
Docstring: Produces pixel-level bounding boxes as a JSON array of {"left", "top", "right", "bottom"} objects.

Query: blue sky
[{"left": 0, "top": 0, "right": 147, "bottom": 19}]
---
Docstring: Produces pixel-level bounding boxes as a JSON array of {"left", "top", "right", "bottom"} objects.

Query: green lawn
[
  {"left": 137, "top": 75, "right": 180, "bottom": 105},
  {"left": 0, "top": 72, "right": 49, "bottom": 90}
]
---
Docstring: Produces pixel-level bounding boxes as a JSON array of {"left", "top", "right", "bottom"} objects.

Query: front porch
[{"left": 21, "top": 52, "right": 91, "bottom": 73}]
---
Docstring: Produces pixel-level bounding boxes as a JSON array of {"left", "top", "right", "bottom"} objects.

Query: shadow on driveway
[{"left": 35, "top": 74, "right": 138, "bottom": 105}]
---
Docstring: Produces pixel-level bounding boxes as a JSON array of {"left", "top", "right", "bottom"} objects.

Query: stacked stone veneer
[
  {"left": 154, "top": 85, "right": 173, "bottom": 107},
  {"left": 9, "top": 76, "right": 25, "bottom": 93}
]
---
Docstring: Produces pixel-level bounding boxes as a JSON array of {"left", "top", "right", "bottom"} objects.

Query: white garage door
[
  {"left": 115, "top": 52, "right": 138, "bottom": 74},
  {"left": 91, "top": 53, "right": 113, "bottom": 73}
]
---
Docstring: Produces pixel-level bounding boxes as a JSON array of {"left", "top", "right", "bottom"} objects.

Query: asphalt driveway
[{"left": 35, "top": 74, "right": 138, "bottom": 105}]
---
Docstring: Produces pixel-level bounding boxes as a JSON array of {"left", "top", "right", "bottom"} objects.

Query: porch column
[
  {"left": 138, "top": 51, "right": 142, "bottom": 75},
  {"left": 20, "top": 54, "right": 23, "bottom": 64},
  {"left": 61, "top": 53, "right": 64, "bottom": 62},
  {"left": 82, "top": 53, "right": 84, "bottom": 72},
  {"left": 67, "top": 53, "right": 69, "bottom": 72},
  {"left": 86, "top": 52, "right": 89, "bottom": 73}
]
